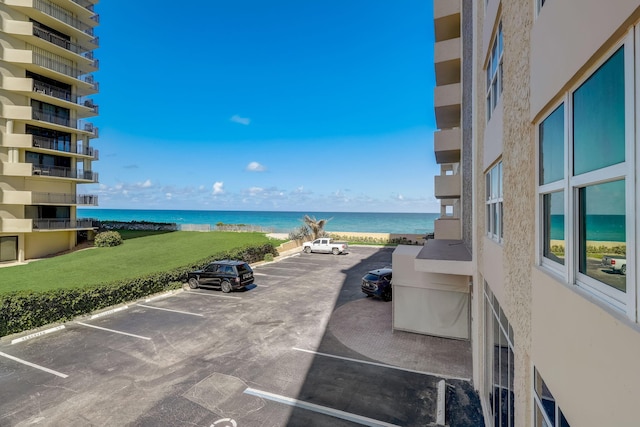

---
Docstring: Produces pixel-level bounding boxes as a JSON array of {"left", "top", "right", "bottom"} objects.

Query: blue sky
[{"left": 87, "top": 1, "right": 438, "bottom": 213}]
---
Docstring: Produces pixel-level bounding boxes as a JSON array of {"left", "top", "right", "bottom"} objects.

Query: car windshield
[{"left": 364, "top": 273, "right": 381, "bottom": 281}]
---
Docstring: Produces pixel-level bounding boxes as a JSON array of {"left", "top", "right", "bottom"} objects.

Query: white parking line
[
  {"left": 0, "top": 351, "right": 68, "bottom": 378},
  {"left": 183, "top": 291, "right": 241, "bottom": 300},
  {"left": 244, "top": 387, "right": 401, "bottom": 427},
  {"left": 137, "top": 304, "right": 204, "bottom": 317},
  {"left": 90, "top": 305, "right": 129, "bottom": 320},
  {"left": 145, "top": 291, "right": 175, "bottom": 302},
  {"left": 11, "top": 325, "right": 65, "bottom": 345},
  {"left": 292, "top": 347, "right": 471, "bottom": 382},
  {"left": 253, "top": 273, "right": 291, "bottom": 279},
  {"left": 76, "top": 322, "right": 151, "bottom": 340}
]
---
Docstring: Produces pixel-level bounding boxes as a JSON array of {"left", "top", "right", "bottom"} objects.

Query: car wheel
[
  {"left": 332, "top": 248, "right": 339, "bottom": 255},
  {"left": 304, "top": 247, "right": 311, "bottom": 254},
  {"left": 188, "top": 278, "right": 199, "bottom": 289},
  {"left": 220, "top": 281, "right": 232, "bottom": 293},
  {"left": 383, "top": 289, "right": 392, "bottom": 302},
  {"left": 621, "top": 265, "right": 627, "bottom": 275}
]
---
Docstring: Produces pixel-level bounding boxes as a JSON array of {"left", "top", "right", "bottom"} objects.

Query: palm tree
[{"left": 302, "top": 215, "right": 331, "bottom": 240}]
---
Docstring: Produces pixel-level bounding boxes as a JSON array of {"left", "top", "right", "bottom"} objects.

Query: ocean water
[
  {"left": 77, "top": 209, "right": 439, "bottom": 235},
  {"left": 550, "top": 214, "right": 625, "bottom": 242}
]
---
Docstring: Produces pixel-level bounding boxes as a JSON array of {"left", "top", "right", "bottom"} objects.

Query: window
[
  {"left": 486, "top": 161, "right": 503, "bottom": 242},
  {"left": 486, "top": 21, "right": 503, "bottom": 120},
  {"left": 484, "top": 282, "right": 514, "bottom": 427},
  {"left": 534, "top": 368, "right": 571, "bottom": 427},
  {"left": 537, "top": 39, "right": 633, "bottom": 315},
  {"left": 0, "top": 237, "right": 18, "bottom": 263}
]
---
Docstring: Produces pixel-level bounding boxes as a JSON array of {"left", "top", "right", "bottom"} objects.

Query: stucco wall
[
  {"left": 25, "top": 231, "right": 74, "bottom": 259},
  {"left": 461, "top": 0, "right": 473, "bottom": 250},
  {"left": 501, "top": 2, "right": 535, "bottom": 425}
]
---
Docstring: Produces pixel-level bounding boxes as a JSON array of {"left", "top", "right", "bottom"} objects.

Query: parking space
[{"left": 0, "top": 246, "right": 478, "bottom": 426}]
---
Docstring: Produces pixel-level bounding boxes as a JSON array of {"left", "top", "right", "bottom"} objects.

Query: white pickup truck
[
  {"left": 602, "top": 255, "right": 627, "bottom": 275},
  {"left": 302, "top": 238, "right": 349, "bottom": 255}
]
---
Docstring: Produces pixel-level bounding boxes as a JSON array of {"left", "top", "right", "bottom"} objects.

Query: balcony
[
  {"left": 32, "top": 108, "right": 71, "bottom": 127},
  {"left": 0, "top": 133, "right": 32, "bottom": 149},
  {"left": 32, "top": 164, "right": 98, "bottom": 182},
  {"left": 31, "top": 135, "right": 99, "bottom": 159},
  {"left": 33, "top": 218, "right": 95, "bottom": 230},
  {"left": 434, "top": 0, "right": 461, "bottom": 43},
  {"left": 1, "top": 161, "right": 33, "bottom": 177},
  {"left": 434, "top": 217, "right": 462, "bottom": 240},
  {"left": 31, "top": 192, "right": 98, "bottom": 205},
  {"left": 434, "top": 171, "right": 461, "bottom": 199},
  {"left": 434, "top": 37, "right": 461, "bottom": 86},
  {"left": 0, "top": 218, "right": 33, "bottom": 233},
  {"left": 434, "top": 83, "right": 461, "bottom": 130},
  {"left": 434, "top": 128, "right": 461, "bottom": 164}
]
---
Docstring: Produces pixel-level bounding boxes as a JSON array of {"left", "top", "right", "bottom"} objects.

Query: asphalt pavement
[{"left": 0, "top": 246, "right": 482, "bottom": 427}]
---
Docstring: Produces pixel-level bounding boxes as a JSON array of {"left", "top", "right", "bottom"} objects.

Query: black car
[
  {"left": 187, "top": 260, "right": 254, "bottom": 293},
  {"left": 361, "top": 267, "right": 392, "bottom": 301}
]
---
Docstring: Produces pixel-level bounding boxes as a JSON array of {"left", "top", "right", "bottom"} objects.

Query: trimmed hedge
[{"left": 0, "top": 243, "right": 279, "bottom": 337}]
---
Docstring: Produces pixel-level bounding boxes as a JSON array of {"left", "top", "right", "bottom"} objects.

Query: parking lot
[{"left": 0, "top": 246, "right": 480, "bottom": 427}]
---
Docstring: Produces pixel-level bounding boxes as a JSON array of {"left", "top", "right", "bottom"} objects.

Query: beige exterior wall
[
  {"left": 532, "top": 268, "right": 640, "bottom": 427},
  {"left": 471, "top": 1, "right": 640, "bottom": 426},
  {"left": 24, "top": 230, "right": 74, "bottom": 259},
  {"left": 531, "top": 1, "right": 640, "bottom": 119}
]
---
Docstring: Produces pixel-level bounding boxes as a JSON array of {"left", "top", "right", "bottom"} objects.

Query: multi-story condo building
[
  {"left": 395, "top": 1, "right": 640, "bottom": 426},
  {"left": 0, "top": 0, "right": 99, "bottom": 263}
]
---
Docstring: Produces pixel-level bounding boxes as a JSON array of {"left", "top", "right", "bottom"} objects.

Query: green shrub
[
  {"left": 94, "top": 231, "right": 123, "bottom": 247},
  {"left": 264, "top": 253, "right": 274, "bottom": 262},
  {"left": 0, "top": 242, "right": 279, "bottom": 337}
]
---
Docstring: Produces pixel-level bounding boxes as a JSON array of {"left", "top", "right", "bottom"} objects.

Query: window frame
[
  {"left": 536, "top": 32, "right": 636, "bottom": 319},
  {"left": 486, "top": 161, "right": 503, "bottom": 243},
  {"left": 486, "top": 21, "right": 503, "bottom": 122}
]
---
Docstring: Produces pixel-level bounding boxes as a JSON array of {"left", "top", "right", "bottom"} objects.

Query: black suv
[
  {"left": 187, "top": 260, "right": 254, "bottom": 293},
  {"left": 361, "top": 268, "right": 392, "bottom": 301}
]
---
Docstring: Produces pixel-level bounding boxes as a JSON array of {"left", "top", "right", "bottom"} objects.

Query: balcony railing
[
  {"left": 33, "top": 25, "right": 85, "bottom": 56},
  {"left": 33, "top": 218, "right": 95, "bottom": 230},
  {"left": 31, "top": 192, "right": 98, "bottom": 205},
  {"left": 76, "top": 194, "right": 98, "bottom": 205},
  {"left": 31, "top": 135, "right": 98, "bottom": 159},
  {"left": 32, "top": 81, "right": 99, "bottom": 113},
  {"left": 33, "top": 80, "right": 72, "bottom": 101},
  {"left": 32, "top": 164, "right": 99, "bottom": 182},
  {"left": 81, "top": 74, "right": 99, "bottom": 91},
  {"left": 32, "top": 109, "right": 71, "bottom": 127},
  {"left": 32, "top": 51, "right": 81, "bottom": 78},
  {"left": 71, "top": 0, "right": 95, "bottom": 12},
  {"left": 34, "top": 0, "right": 95, "bottom": 36}
]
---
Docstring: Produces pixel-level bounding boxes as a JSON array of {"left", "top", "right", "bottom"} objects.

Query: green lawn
[{"left": 0, "top": 231, "right": 281, "bottom": 294}]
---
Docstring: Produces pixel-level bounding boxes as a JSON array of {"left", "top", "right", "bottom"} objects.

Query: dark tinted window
[
  {"left": 236, "top": 263, "right": 252, "bottom": 273},
  {"left": 364, "top": 273, "right": 381, "bottom": 281}
]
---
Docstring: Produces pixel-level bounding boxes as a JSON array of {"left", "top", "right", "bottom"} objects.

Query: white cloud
[
  {"left": 248, "top": 187, "right": 264, "bottom": 195},
  {"left": 165, "top": 193, "right": 172, "bottom": 199},
  {"left": 213, "top": 181, "right": 224, "bottom": 195},
  {"left": 140, "top": 179, "right": 152, "bottom": 188},
  {"left": 246, "top": 161, "right": 266, "bottom": 172},
  {"left": 230, "top": 115, "right": 251, "bottom": 125},
  {"left": 398, "top": 194, "right": 404, "bottom": 200}
]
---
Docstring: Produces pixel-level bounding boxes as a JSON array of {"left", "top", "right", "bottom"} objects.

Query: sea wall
[
  {"left": 328, "top": 232, "right": 427, "bottom": 245},
  {"left": 99, "top": 221, "right": 178, "bottom": 231}
]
